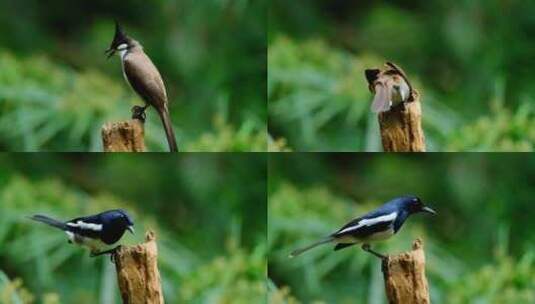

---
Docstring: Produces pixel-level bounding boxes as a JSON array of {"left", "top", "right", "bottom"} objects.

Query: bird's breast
[
  {"left": 65, "top": 231, "right": 107, "bottom": 250},
  {"left": 364, "top": 227, "right": 395, "bottom": 242},
  {"left": 334, "top": 227, "right": 395, "bottom": 244},
  {"left": 120, "top": 56, "right": 132, "bottom": 89}
]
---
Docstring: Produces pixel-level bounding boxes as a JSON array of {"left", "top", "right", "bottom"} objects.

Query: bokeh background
[
  {"left": 0, "top": 0, "right": 266, "bottom": 151},
  {"left": 268, "top": 154, "right": 535, "bottom": 303},
  {"left": 0, "top": 154, "right": 266, "bottom": 303},
  {"left": 268, "top": 0, "right": 535, "bottom": 151}
]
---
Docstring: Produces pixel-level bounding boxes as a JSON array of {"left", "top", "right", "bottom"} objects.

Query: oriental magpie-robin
[
  {"left": 30, "top": 209, "right": 134, "bottom": 257},
  {"left": 290, "top": 196, "right": 435, "bottom": 259}
]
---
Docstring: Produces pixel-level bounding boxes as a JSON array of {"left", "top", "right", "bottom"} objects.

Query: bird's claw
[
  {"left": 110, "top": 247, "right": 120, "bottom": 263},
  {"left": 381, "top": 258, "right": 389, "bottom": 275},
  {"left": 89, "top": 245, "right": 122, "bottom": 263},
  {"left": 361, "top": 244, "right": 388, "bottom": 260},
  {"left": 131, "top": 105, "right": 147, "bottom": 122}
]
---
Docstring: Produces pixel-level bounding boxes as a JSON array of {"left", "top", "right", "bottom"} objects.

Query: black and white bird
[
  {"left": 105, "top": 21, "right": 178, "bottom": 152},
  {"left": 29, "top": 209, "right": 135, "bottom": 257},
  {"left": 290, "top": 196, "right": 436, "bottom": 258}
]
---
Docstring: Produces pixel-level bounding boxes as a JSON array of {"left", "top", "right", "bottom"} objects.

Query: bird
[
  {"left": 29, "top": 209, "right": 135, "bottom": 257},
  {"left": 290, "top": 196, "right": 435, "bottom": 259},
  {"left": 105, "top": 21, "right": 178, "bottom": 152},
  {"left": 365, "top": 62, "right": 412, "bottom": 113}
]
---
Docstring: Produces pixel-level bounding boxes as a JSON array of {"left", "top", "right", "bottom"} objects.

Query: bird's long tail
[
  {"left": 157, "top": 105, "right": 178, "bottom": 152},
  {"left": 29, "top": 214, "right": 67, "bottom": 230},
  {"left": 290, "top": 237, "right": 334, "bottom": 258}
]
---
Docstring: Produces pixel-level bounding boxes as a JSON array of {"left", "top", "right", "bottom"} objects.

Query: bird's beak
[
  {"left": 105, "top": 48, "right": 115, "bottom": 59},
  {"left": 421, "top": 206, "right": 436, "bottom": 215},
  {"left": 127, "top": 226, "right": 135, "bottom": 234}
]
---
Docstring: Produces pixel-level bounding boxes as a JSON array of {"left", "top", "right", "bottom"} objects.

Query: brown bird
[
  {"left": 105, "top": 21, "right": 178, "bottom": 152},
  {"left": 365, "top": 62, "right": 412, "bottom": 113}
]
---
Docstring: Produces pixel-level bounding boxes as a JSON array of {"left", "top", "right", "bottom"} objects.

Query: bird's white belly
[
  {"left": 65, "top": 231, "right": 113, "bottom": 253},
  {"left": 335, "top": 227, "right": 395, "bottom": 244},
  {"left": 119, "top": 51, "right": 135, "bottom": 91},
  {"left": 120, "top": 59, "right": 131, "bottom": 89},
  {"left": 364, "top": 228, "right": 395, "bottom": 242}
]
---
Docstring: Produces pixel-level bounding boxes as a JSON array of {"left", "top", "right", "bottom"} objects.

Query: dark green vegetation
[
  {"left": 268, "top": 154, "right": 535, "bottom": 303},
  {"left": 0, "top": 0, "right": 266, "bottom": 151},
  {"left": 268, "top": 1, "right": 535, "bottom": 151},
  {"left": 0, "top": 154, "right": 266, "bottom": 303}
]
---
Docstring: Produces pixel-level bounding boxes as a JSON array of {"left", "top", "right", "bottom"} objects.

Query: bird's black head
[
  {"left": 105, "top": 21, "right": 131, "bottom": 59},
  {"left": 110, "top": 209, "right": 135, "bottom": 234},
  {"left": 402, "top": 196, "right": 436, "bottom": 215}
]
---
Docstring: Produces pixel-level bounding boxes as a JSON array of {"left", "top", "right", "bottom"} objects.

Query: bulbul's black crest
[
  {"left": 105, "top": 21, "right": 129, "bottom": 58},
  {"left": 111, "top": 21, "right": 128, "bottom": 48}
]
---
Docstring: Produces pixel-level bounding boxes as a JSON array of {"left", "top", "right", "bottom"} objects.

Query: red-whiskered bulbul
[
  {"left": 365, "top": 62, "right": 412, "bottom": 113},
  {"left": 105, "top": 21, "right": 178, "bottom": 152}
]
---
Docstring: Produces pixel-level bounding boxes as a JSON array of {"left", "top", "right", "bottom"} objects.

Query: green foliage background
[
  {"left": 268, "top": 1, "right": 535, "bottom": 151},
  {"left": 268, "top": 154, "right": 535, "bottom": 303},
  {"left": 0, "top": 154, "right": 267, "bottom": 303},
  {"left": 0, "top": 0, "right": 267, "bottom": 151}
]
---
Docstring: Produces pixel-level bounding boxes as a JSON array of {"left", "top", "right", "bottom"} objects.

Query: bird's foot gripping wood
[
  {"left": 131, "top": 105, "right": 148, "bottom": 122},
  {"left": 90, "top": 245, "right": 122, "bottom": 262},
  {"left": 362, "top": 244, "right": 388, "bottom": 260}
]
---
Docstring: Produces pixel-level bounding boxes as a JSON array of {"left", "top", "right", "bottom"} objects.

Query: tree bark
[
  {"left": 114, "top": 231, "right": 164, "bottom": 304},
  {"left": 378, "top": 90, "right": 426, "bottom": 152},
  {"left": 101, "top": 119, "right": 145, "bottom": 152},
  {"left": 382, "top": 239, "right": 430, "bottom": 304}
]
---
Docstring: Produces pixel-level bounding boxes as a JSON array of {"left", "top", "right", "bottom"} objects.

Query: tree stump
[
  {"left": 101, "top": 119, "right": 145, "bottom": 152},
  {"left": 382, "top": 239, "right": 430, "bottom": 304},
  {"left": 378, "top": 90, "right": 426, "bottom": 152},
  {"left": 114, "top": 231, "right": 164, "bottom": 304}
]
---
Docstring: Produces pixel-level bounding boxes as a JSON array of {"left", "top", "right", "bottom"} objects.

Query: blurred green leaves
[
  {"left": 269, "top": 37, "right": 374, "bottom": 151},
  {"left": 0, "top": 271, "right": 35, "bottom": 304},
  {"left": 178, "top": 239, "right": 266, "bottom": 303},
  {"left": 0, "top": 51, "right": 165, "bottom": 151},
  {"left": 447, "top": 98, "right": 535, "bottom": 151}
]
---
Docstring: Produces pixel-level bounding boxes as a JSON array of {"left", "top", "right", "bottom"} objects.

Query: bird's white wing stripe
[
  {"left": 67, "top": 221, "right": 103, "bottom": 231},
  {"left": 338, "top": 212, "right": 397, "bottom": 234}
]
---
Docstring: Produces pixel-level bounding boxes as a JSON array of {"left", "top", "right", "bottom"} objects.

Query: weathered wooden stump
[
  {"left": 114, "top": 231, "right": 164, "bottom": 304},
  {"left": 378, "top": 90, "right": 425, "bottom": 152},
  {"left": 382, "top": 239, "right": 430, "bottom": 304},
  {"left": 101, "top": 119, "right": 145, "bottom": 152}
]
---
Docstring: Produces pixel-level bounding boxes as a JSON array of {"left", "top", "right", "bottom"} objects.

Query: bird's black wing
[
  {"left": 334, "top": 243, "right": 354, "bottom": 251},
  {"left": 333, "top": 216, "right": 363, "bottom": 235},
  {"left": 65, "top": 214, "right": 104, "bottom": 239},
  {"left": 331, "top": 211, "right": 397, "bottom": 239},
  {"left": 333, "top": 220, "right": 393, "bottom": 239}
]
